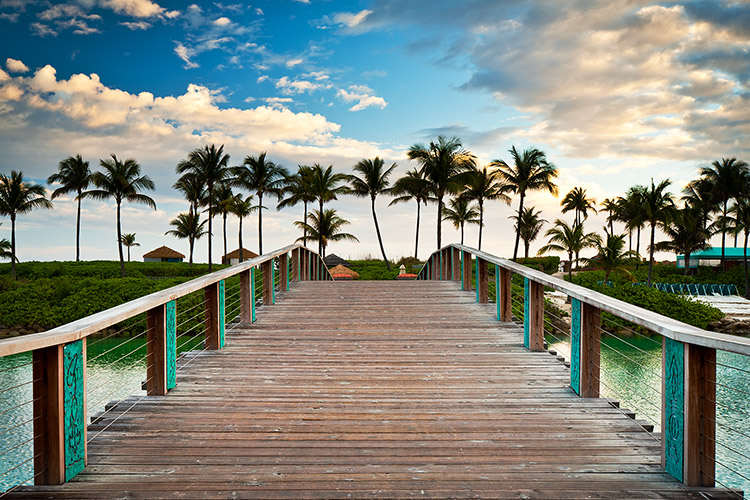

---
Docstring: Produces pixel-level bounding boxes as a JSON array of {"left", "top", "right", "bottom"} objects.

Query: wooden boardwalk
[{"left": 11, "top": 281, "right": 733, "bottom": 499}]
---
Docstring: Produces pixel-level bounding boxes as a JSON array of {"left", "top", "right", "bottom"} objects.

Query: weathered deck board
[{"left": 9, "top": 281, "right": 734, "bottom": 499}]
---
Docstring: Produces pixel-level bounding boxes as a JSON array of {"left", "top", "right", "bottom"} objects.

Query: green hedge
[
  {"left": 516, "top": 256, "right": 560, "bottom": 274},
  {"left": 347, "top": 260, "right": 401, "bottom": 280}
]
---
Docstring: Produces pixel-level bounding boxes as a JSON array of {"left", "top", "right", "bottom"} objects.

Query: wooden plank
[
  {"left": 146, "top": 304, "right": 167, "bottom": 396},
  {"left": 33, "top": 344, "right": 65, "bottom": 485},
  {"left": 262, "top": 259, "right": 274, "bottom": 305},
  {"left": 497, "top": 266, "right": 512, "bottom": 322},
  {"left": 239, "top": 270, "right": 252, "bottom": 326},
  {"left": 476, "top": 258, "right": 488, "bottom": 303},
  {"left": 204, "top": 282, "right": 221, "bottom": 350},
  {"left": 580, "top": 302, "right": 601, "bottom": 398},
  {"left": 462, "top": 251, "right": 472, "bottom": 291},
  {"left": 684, "top": 343, "right": 715, "bottom": 486},
  {"left": 527, "top": 280, "right": 544, "bottom": 352}
]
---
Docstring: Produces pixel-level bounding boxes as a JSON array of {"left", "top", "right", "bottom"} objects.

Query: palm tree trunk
[
  {"left": 722, "top": 200, "right": 727, "bottom": 271},
  {"left": 258, "top": 192, "right": 263, "bottom": 255},
  {"left": 207, "top": 187, "right": 213, "bottom": 272},
  {"left": 302, "top": 201, "right": 308, "bottom": 246},
  {"left": 478, "top": 201, "right": 484, "bottom": 250},
  {"left": 524, "top": 241, "right": 529, "bottom": 259},
  {"left": 371, "top": 196, "right": 390, "bottom": 271},
  {"left": 223, "top": 212, "right": 227, "bottom": 263},
  {"left": 414, "top": 201, "right": 421, "bottom": 259},
  {"left": 319, "top": 199, "right": 324, "bottom": 256},
  {"left": 744, "top": 231, "right": 749, "bottom": 299},
  {"left": 460, "top": 222, "right": 464, "bottom": 245},
  {"left": 567, "top": 251, "right": 573, "bottom": 282},
  {"left": 76, "top": 191, "right": 81, "bottom": 262},
  {"left": 127, "top": 246, "right": 131, "bottom": 262},
  {"left": 117, "top": 201, "right": 125, "bottom": 277},
  {"left": 647, "top": 223, "right": 656, "bottom": 286},
  {"left": 436, "top": 195, "right": 443, "bottom": 249},
  {"left": 10, "top": 215, "right": 16, "bottom": 280},
  {"left": 239, "top": 216, "right": 244, "bottom": 262},
  {"left": 635, "top": 226, "right": 641, "bottom": 271},
  {"left": 684, "top": 251, "right": 691, "bottom": 276},
  {"left": 628, "top": 229, "right": 632, "bottom": 252},
  {"left": 512, "top": 193, "right": 525, "bottom": 261},
  {"left": 189, "top": 236, "right": 194, "bottom": 267}
]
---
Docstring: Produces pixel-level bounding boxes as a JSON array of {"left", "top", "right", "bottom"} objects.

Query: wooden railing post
[
  {"left": 279, "top": 253, "right": 289, "bottom": 292},
  {"left": 496, "top": 265, "right": 512, "bottom": 321},
  {"left": 462, "top": 251, "right": 472, "bottom": 291},
  {"left": 33, "top": 339, "right": 86, "bottom": 485},
  {"left": 524, "top": 278, "right": 544, "bottom": 351},
  {"left": 240, "top": 270, "right": 252, "bottom": 325},
  {"left": 146, "top": 300, "right": 176, "bottom": 396},
  {"left": 262, "top": 259, "right": 274, "bottom": 305},
  {"left": 204, "top": 280, "right": 225, "bottom": 350},
  {"left": 291, "top": 248, "right": 299, "bottom": 282},
  {"left": 570, "top": 299, "right": 601, "bottom": 397},
  {"left": 476, "top": 258, "right": 488, "bottom": 303},
  {"left": 251, "top": 268, "right": 256, "bottom": 322},
  {"left": 452, "top": 248, "right": 460, "bottom": 281}
]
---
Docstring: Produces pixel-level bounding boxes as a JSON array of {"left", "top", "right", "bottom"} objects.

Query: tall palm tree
[
  {"left": 616, "top": 186, "right": 646, "bottom": 261},
  {"left": 561, "top": 187, "right": 597, "bottom": 227},
  {"left": 173, "top": 172, "right": 206, "bottom": 218},
  {"left": 348, "top": 157, "right": 396, "bottom": 270},
  {"left": 442, "top": 196, "right": 480, "bottom": 245},
  {"left": 229, "top": 195, "right": 255, "bottom": 262},
  {"left": 83, "top": 155, "right": 156, "bottom": 277},
  {"left": 654, "top": 204, "right": 710, "bottom": 276},
  {"left": 0, "top": 171, "right": 53, "bottom": 279},
  {"left": 389, "top": 168, "right": 432, "bottom": 259},
  {"left": 176, "top": 144, "right": 230, "bottom": 272},
  {"left": 165, "top": 211, "right": 207, "bottom": 266},
  {"left": 407, "top": 136, "right": 476, "bottom": 249},
  {"left": 640, "top": 178, "right": 676, "bottom": 286},
  {"left": 600, "top": 198, "right": 619, "bottom": 235},
  {"left": 306, "top": 164, "right": 350, "bottom": 255},
  {"left": 462, "top": 165, "right": 510, "bottom": 250},
  {"left": 695, "top": 157, "right": 750, "bottom": 270},
  {"left": 211, "top": 182, "right": 235, "bottom": 263},
  {"left": 232, "top": 152, "right": 289, "bottom": 255},
  {"left": 582, "top": 230, "right": 638, "bottom": 282},
  {"left": 538, "top": 219, "right": 600, "bottom": 281},
  {"left": 493, "top": 146, "right": 558, "bottom": 260},
  {"left": 278, "top": 165, "right": 315, "bottom": 246},
  {"left": 733, "top": 197, "right": 750, "bottom": 299},
  {"left": 294, "top": 208, "right": 358, "bottom": 258},
  {"left": 47, "top": 154, "right": 91, "bottom": 261},
  {"left": 0, "top": 228, "right": 11, "bottom": 261},
  {"left": 119, "top": 233, "right": 139, "bottom": 262},
  {"left": 512, "top": 206, "right": 547, "bottom": 259}
]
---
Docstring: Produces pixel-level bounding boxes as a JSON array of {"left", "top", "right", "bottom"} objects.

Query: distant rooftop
[{"left": 143, "top": 246, "right": 185, "bottom": 259}]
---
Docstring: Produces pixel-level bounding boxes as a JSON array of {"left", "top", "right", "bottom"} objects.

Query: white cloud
[
  {"left": 6, "top": 58, "right": 29, "bottom": 73},
  {"left": 174, "top": 42, "right": 198, "bottom": 69},
  {"left": 213, "top": 16, "right": 231, "bottom": 26},
  {"left": 100, "top": 0, "right": 167, "bottom": 18},
  {"left": 120, "top": 20, "right": 151, "bottom": 30},
  {"left": 31, "top": 22, "right": 57, "bottom": 37},
  {"left": 255, "top": 8, "right": 263, "bottom": 16},
  {"left": 285, "top": 58, "right": 303, "bottom": 68},
  {"left": 337, "top": 87, "right": 387, "bottom": 112},
  {"left": 256, "top": 75, "right": 269, "bottom": 83},
  {"left": 275, "top": 76, "right": 330, "bottom": 95},
  {"left": 334, "top": 9, "right": 371, "bottom": 28}
]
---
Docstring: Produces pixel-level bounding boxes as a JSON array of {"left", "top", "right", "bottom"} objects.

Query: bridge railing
[
  {"left": 418, "top": 243, "right": 750, "bottom": 494},
  {"left": 0, "top": 244, "right": 331, "bottom": 490}
]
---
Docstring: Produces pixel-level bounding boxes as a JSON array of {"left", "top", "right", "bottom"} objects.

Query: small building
[
  {"left": 222, "top": 248, "right": 259, "bottom": 266},
  {"left": 677, "top": 247, "right": 748, "bottom": 269},
  {"left": 329, "top": 264, "right": 359, "bottom": 280},
  {"left": 323, "top": 253, "right": 350, "bottom": 268},
  {"left": 143, "top": 246, "right": 185, "bottom": 263}
]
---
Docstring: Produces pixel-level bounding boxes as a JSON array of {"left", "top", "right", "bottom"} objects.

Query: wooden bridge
[{"left": 1, "top": 244, "right": 748, "bottom": 499}]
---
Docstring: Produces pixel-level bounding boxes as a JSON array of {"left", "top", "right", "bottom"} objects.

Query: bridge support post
[
  {"left": 262, "top": 259, "right": 274, "bottom": 305},
  {"left": 570, "top": 300, "right": 600, "bottom": 397},
  {"left": 146, "top": 301, "right": 176, "bottom": 395},
  {"left": 291, "top": 248, "right": 299, "bottom": 282},
  {"left": 476, "top": 258, "right": 488, "bottom": 302},
  {"left": 33, "top": 339, "right": 87, "bottom": 485},
  {"left": 452, "top": 248, "right": 460, "bottom": 281},
  {"left": 462, "top": 252, "right": 472, "bottom": 291},
  {"left": 204, "top": 280, "right": 225, "bottom": 350},
  {"left": 496, "top": 265, "right": 512, "bottom": 321},
  {"left": 279, "top": 253, "right": 289, "bottom": 292},
  {"left": 524, "top": 278, "right": 544, "bottom": 351},
  {"left": 240, "top": 270, "right": 253, "bottom": 325}
]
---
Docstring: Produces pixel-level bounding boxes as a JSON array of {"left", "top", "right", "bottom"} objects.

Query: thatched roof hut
[
  {"left": 143, "top": 246, "right": 185, "bottom": 262},
  {"left": 324, "top": 253, "right": 350, "bottom": 267},
  {"left": 329, "top": 264, "right": 359, "bottom": 280},
  {"left": 222, "top": 248, "right": 259, "bottom": 265}
]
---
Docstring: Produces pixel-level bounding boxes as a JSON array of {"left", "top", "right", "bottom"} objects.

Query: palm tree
[
  {"left": 0, "top": 223, "right": 14, "bottom": 262},
  {"left": 462, "top": 165, "right": 510, "bottom": 250},
  {"left": 733, "top": 197, "right": 750, "bottom": 299},
  {"left": 389, "top": 168, "right": 432, "bottom": 259},
  {"left": 211, "top": 182, "right": 234, "bottom": 263},
  {"left": 581, "top": 230, "right": 638, "bottom": 282},
  {"left": 655, "top": 204, "right": 710, "bottom": 276},
  {"left": 232, "top": 152, "right": 289, "bottom": 255},
  {"left": 165, "top": 212, "right": 207, "bottom": 266},
  {"left": 278, "top": 165, "right": 315, "bottom": 246},
  {"left": 493, "top": 146, "right": 558, "bottom": 260},
  {"left": 538, "top": 219, "right": 600, "bottom": 281},
  {"left": 561, "top": 187, "right": 597, "bottom": 227},
  {"left": 616, "top": 186, "right": 646, "bottom": 261},
  {"left": 348, "top": 157, "right": 396, "bottom": 270},
  {"left": 176, "top": 144, "right": 230, "bottom": 272},
  {"left": 442, "top": 196, "right": 480, "bottom": 245},
  {"left": 0, "top": 171, "right": 53, "bottom": 279},
  {"left": 229, "top": 195, "right": 255, "bottom": 262},
  {"left": 306, "top": 164, "right": 350, "bottom": 255},
  {"left": 120, "top": 233, "right": 139, "bottom": 262},
  {"left": 407, "top": 136, "right": 476, "bottom": 249},
  {"left": 47, "top": 154, "right": 91, "bottom": 261},
  {"left": 83, "top": 155, "right": 156, "bottom": 277},
  {"left": 294, "top": 209, "right": 358, "bottom": 258},
  {"left": 600, "top": 198, "right": 619, "bottom": 235},
  {"left": 695, "top": 157, "right": 750, "bottom": 270},
  {"left": 640, "top": 178, "right": 676, "bottom": 286},
  {"left": 512, "top": 206, "right": 546, "bottom": 259},
  {"left": 682, "top": 177, "right": 718, "bottom": 232},
  {"left": 173, "top": 172, "right": 206, "bottom": 218}
]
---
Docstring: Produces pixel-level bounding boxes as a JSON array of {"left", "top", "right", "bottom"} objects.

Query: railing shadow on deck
[
  {"left": 0, "top": 244, "right": 332, "bottom": 494},
  {"left": 418, "top": 243, "right": 750, "bottom": 498}
]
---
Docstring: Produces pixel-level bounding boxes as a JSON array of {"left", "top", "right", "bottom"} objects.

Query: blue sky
[{"left": 0, "top": 0, "right": 748, "bottom": 263}]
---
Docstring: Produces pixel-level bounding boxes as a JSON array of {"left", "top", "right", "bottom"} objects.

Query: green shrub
[
  {"left": 348, "top": 260, "right": 400, "bottom": 280},
  {"left": 516, "top": 256, "right": 560, "bottom": 274}
]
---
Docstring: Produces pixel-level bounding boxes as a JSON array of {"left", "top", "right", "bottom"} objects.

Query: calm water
[{"left": 2, "top": 333, "right": 749, "bottom": 494}]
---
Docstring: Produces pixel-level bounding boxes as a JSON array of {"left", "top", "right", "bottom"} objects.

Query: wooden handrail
[
  {"left": 421, "top": 243, "right": 750, "bottom": 356},
  {"left": 0, "top": 244, "right": 330, "bottom": 357}
]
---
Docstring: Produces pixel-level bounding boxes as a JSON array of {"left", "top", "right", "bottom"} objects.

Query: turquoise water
[{"left": 1, "top": 332, "right": 749, "bottom": 495}]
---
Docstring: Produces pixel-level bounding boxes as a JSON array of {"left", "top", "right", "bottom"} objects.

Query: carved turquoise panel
[
  {"left": 664, "top": 337, "right": 684, "bottom": 481},
  {"left": 272, "top": 260, "right": 277, "bottom": 304},
  {"left": 219, "top": 280, "right": 225, "bottom": 348},
  {"left": 475, "top": 257, "right": 479, "bottom": 302},
  {"left": 63, "top": 340, "right": 85, "bottom": 481},
  {"left": 570, "top": 299, "right": 581, "bottom": 395},
  {"left": 251, "top": 268, "right": 256, "bottom": 322},
  {"left": 460, "top": 252, "right": 464, "bottom": 289},
  {"left": 286, "top": 254, "right": 290, "bottom": 290},
  {"left": 495, "top": 264, "right": 500, "bottom": 320},
  {"left": 166, "top": 300, "right": 176, "bottom": 390},
  {"left": 523, "top": 278, "right": 530, "bottom": 348}
]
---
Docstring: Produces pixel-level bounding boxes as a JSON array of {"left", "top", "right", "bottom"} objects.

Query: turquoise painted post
[
  {"left": 495, "top": 264, "right": 500, "bottom": 320},
  {"left": 439, "top": 251, "right": 443, "bottom": 280},
  {"left": 63, "top": 340, "right": 85, "bottom": 481},
  {"left": 523, "top": 277, "right": 530, "bottom": 348},
  {"left": 460, "top": 252, "right": 464, "bottom": 289},
  {"left": 286, "top": 254, "right": 290, "bottom": 290},
  {"left": 570, "top": 299, "right": 581, "bottom": 395},
  {"left": 219, "top": 280, "right": 226, "bottom": 348},
  {"left": 166, "top": 300, "right": 176, "bottom": 390},
  {"left": 475, "top": 257, "right": 479, "bottom": 302},
  {"left": 664, "top": 337, "right": 684, "bottom": 481},
  {"left": 272, "top": 260, "right": 277, "bottom": 304},
  {"left": 251, "top": 268, "right": 256, "bottom": 322}
]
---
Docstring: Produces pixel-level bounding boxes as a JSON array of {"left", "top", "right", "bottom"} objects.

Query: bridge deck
[{"left": 12, "top": 281, "right": 732, "bottom": 499}]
